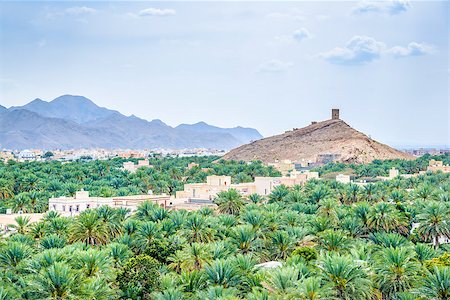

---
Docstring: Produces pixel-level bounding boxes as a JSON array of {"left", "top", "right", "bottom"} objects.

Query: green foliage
[
  {"left": 117, "top": 254, "right": 161, "bottom": 299},
  {"left": 291, "top": 247, "right": 318, "bottom": 261},
  {"left": 0, "top": 156, "right": 449, "bottom": 299}
]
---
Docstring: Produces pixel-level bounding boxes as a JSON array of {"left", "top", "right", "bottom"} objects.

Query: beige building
[
  {"left": 176, "top": 172, "right": 319, "bottom": 200},
  {"left": 427, "top": 159, "right": 450, "bottom": 173},
  {"left": 49, "top": 190, "right": 170, "bottom": 215},
  {"left": 187, "top": 162, "right": 199, "bottom": 169},
  {"left": 123, "top": 160, "right": 153, "bottom": 173},
  {"left": 268, "top": 160, "right": 296, "bottom": 176},
  {"left": 336, "top": 174, "right": 351, "bottom": 184},
  {"left": 118, "top": 151, "right": 146, "bottom": 159}
]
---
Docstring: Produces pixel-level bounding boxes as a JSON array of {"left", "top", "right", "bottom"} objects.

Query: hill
[
  {"left": 1, "top": 95, "right": 261, "bottom": 150},
  {"left": 222, "top": 112, "right": 413, "bottom": 164}
]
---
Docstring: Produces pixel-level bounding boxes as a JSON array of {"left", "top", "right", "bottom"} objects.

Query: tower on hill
[{"left": 332, "top": 109, "right": 340, "bottom": 120}]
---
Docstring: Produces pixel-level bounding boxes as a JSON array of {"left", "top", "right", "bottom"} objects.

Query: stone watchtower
[{"left": 331, "top": 109, "right": 340, "bottom": 120}]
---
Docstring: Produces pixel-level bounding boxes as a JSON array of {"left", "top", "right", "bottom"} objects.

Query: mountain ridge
[{"left": 1, "top": 95, "right": 262, "bottom": 150}]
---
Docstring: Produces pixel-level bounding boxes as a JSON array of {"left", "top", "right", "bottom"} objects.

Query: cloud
[
  {"left": 292, "top": 28, "right": 311, "bottom": 42},
  {"left": 388, "top": 42, "right": 435, "bottom": 57},
  {"left": 318, "top": 36, "right": 386, "bottom": 65},
  {"left": 276, "top": 28, "right": 312, "bottom": 44},
  {"left": 318, "top": 36, "right": 435, "bottom": 65},
  {"left": 267, "top": 9, "right": 304, "bottom": 21},
  {"left": 258, "top": 60, "right": 293, "bottom": 73},
  {"left": 353, "top": 0, "right": 410, "bottom": 15},
  {"left": 138, "top": 8, "right": 176, "bottom": 17},
  {"left": 65, "top": 6, "right": 96, "bottom": 15}
]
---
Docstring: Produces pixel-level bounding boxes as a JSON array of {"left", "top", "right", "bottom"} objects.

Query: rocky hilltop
[{"left": 223, "top": 112, "right": 413, "bottom": 164}]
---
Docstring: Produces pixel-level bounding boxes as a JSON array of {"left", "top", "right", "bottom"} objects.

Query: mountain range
[
  {"left": 223, "top": 116, "right": 414, "bottom": 164},
  {"left": 0, "top": 95, "right": 263, "bottom": 150}
]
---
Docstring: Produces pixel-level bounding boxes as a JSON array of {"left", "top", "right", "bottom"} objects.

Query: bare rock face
[{"left": 222, "top": 119, "right": 414, "bottom": 164}]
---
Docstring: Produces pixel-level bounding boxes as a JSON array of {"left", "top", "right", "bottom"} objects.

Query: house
[
  {"left": 427, "top": 159, "right": 450, "bottom": 173},
  {"left": 123, "top": 160, "right": 153, "bottom": 173},
  {"left": 48, "top": 190, "right": 170, "bottom": 215},
  {"left": 176, "top": 171, "right": 319, "bottom": 200}
]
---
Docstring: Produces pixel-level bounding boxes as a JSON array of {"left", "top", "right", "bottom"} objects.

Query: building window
[
  {"left": 62, "top": 205, "right": 66, "bottom": 212},
  {"left": 52, "top": 205, "right": 56, "bottom": 211},
  {"left": 69, "top": 206, "right": 72, "bottom": 212},
  {"left": 76, "top": 205, "right": 79, "bottom": 212}
]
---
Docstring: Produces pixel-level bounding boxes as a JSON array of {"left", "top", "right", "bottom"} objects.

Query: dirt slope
[{"left": 222, "top": 119, "right": 413, "bottom": 164}]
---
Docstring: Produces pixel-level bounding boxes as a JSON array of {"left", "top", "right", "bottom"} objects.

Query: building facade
[{"left": 48, "top": 190, "right": 170, "bottom": 215}]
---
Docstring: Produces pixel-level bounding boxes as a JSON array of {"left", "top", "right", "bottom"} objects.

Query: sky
[{"left": 0, "top": 1, "right": 448, "bottom": 148}]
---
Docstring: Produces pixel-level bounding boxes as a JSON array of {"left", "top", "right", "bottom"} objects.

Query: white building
[{"left": 49, "top": 190, "right": 171, "bottom": 215}]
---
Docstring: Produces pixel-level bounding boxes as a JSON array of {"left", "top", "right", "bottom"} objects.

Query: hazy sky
[{"left": 0, "top": 1, "right": 448, "bottom": 147}]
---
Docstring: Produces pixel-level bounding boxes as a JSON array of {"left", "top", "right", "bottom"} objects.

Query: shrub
[{"left": 291, "top": 247, "right": 318, "bottom": 261}]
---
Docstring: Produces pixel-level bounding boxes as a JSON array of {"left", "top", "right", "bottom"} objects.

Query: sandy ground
[{"left": 0, "top": 213, "right": 45, "bottom": 227}]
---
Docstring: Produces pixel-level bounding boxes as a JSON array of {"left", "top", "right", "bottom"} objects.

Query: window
[
  {"left": 52, "top": 205, "right": 56, "bottom": 210},
  {"left": 69, "top": 206, "right": 72, "bottom": 212},
  {"left": 62, "top": 205, "right": 66, "bottom": 212},
  {"left": 76, "top": 205, "right": 79, "bottom": 212}
]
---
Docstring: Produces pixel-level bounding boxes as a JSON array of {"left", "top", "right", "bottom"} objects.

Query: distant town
[
  {"left": 1, "top": 146, "right": 448, "bottom": 164},
  {"left": 0, "top": 148, "right": 227, "bottom": 162}
]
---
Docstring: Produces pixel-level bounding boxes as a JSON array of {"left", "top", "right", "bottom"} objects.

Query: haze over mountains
[{"left": 0, "top": 95, "right": 262, "bottom": 150}]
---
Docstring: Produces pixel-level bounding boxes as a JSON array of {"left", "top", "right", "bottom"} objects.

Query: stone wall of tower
[{"left": 332, "top": 109, "right": 340, "bottom": 120}]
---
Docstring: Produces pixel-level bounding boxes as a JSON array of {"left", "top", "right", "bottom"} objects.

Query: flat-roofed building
[
  {"left": 268, "top": 160, "right": 295, "bottom": 176},
  {"left": 336, "top": 174, "right": 351, "bottom": 184},
  {"left": 176, "top": 172, "right": 319, "bottom": 200},
  {"left": 49, "top": 190, "right": 170, "bottom": 215},
  {"left": 123, "top": 160, "right": 153, "bottom": 173},
  {"left": 427, "top": 159, "right": 450, "bottom": 173}
]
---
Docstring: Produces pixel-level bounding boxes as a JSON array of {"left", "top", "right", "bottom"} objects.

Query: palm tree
[
  {"left": 183, "top": 214, "right": 214, "bottom": 243},
  {"left": 135, "top": 221, "right": 162, "bottom": 252},
  {"left": 28, "top": 262, "right": 81, "bottom": 299},
  {"left": 268, "top": 185, "right": 290, "bottom": 203},
  {"left": 270, "top": 231, "right": 294, "bottom": 260},
  {"left": 264, "top": 267, "right": 300, "bottom": 295},
  {"left": 69, "top": 211, "right": 109, "bottom": 246},
  {"left": 40, "top": 234, "right": 67, "bottom": 249},
  {"left": 204, "top": 259, "right": 240, "bottom": 288},
  {"left": 0, "top": 242, "right": 33, "bottom": 269},
  {"left": 416, "top": 202, "right": 450, "bottom": 249},
  {"left": 71, "top": 249, "right": 114, "bottom": 280},
  {"left": 9, "top": 216, "right": 31, "bottom": 234},
  {"left": 297, "top": 277, "right": 332, "bottom": 300},
  {"left": 232, "top": 225, "right": 258, "bottom": 254},
  {"left": 180, "top": 270, "right": 207, "bottom": 295},
  {"left": 0, "top": 179, "right": 14, "bottom": 199},
  {"left": 168, "top": 250, "right": 189, "bottom": 273},
  {"left": 248, "top": 193, "right": 263, "bottom": 204},
  {"left": 214, "top": 189, "right": 245, "bottom": 215},
  {"left": 415, "top": 267, "right": 450, "bottom": 300},
  {"left": 319, "top": 253, "right": 372, "bottom": 300},
  {"left": 318, "top": 230, "right": 351, "bottom": 253},
  {"left": 367, "top": 202, "right": 408, "bottom": 234},
  {"left": 182, "top": 243, "right": 212, "bottom": 271},
  {"left": 374, "top": 247, "right": 420, "bottom": 299}
]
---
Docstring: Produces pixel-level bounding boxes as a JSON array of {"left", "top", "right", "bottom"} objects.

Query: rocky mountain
[
  {"left": 0, "top": 95, "right": 262, "bottom": 150},
  {"left": 223, "top": 116, "right": 413, "bottom": 164},
  {"left": 176, "top": 121, "right": 262, "bottom": 144},
  {"left": 10, "top": 95, "right": 117, "bottom": 124}
]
